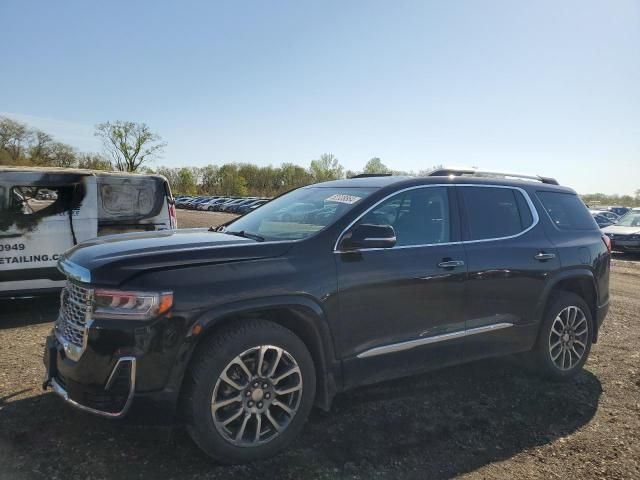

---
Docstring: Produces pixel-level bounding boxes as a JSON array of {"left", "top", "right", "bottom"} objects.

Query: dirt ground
[
  {"left": 174, "top": 209, "right": 237, "bottom": 229},
  {"left": 1, "top": 209, "right": 639, "bottom": 479}
]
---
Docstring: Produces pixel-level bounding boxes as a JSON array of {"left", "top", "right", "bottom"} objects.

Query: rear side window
[
  {"left": 460, "top": 187, "right": 534, "bottom": 241},
  {"left": 537, "top": 191, "right": 598, "bottom": 230}
]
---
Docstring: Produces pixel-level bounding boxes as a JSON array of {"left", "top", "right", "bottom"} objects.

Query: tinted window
[
  {"left": 356, "top": 187, "right": 450, "bottom": 246},
  {"left": 461, "top": 187, "right": 534, "bottom": 240},
  {"left": 537, "top": 191, "right": 598, "bottom": 230}
]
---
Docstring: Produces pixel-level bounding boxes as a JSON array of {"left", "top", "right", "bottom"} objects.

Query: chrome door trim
[
  {"left": 333, "top": 184, "right": 539, "bottom": 253},
  {"left": 356, "top": 322, "right": 514, "bottom": 359}
]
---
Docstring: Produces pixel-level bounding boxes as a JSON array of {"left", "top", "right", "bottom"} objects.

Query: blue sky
[{"left": 1, "top": 0, "right": 638, "bottom": 195}]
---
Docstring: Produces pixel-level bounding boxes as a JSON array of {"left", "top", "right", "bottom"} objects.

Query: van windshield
[{"left": 223, "top": 186, "right": 376, "bottom": 241}]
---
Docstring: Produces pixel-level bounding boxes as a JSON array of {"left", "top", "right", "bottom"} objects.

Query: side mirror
[{"left": 340, "top": 224, "right": 396, "bottom": 250}]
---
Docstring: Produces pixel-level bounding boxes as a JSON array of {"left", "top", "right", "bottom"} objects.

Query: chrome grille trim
[{"left": 55, "top": 280, "right": 93, "bottom": 361}]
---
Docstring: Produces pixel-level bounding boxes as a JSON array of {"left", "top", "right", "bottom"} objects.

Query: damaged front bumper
[{"left": 43, "top": 334, "right": 137, "bottom": 418}]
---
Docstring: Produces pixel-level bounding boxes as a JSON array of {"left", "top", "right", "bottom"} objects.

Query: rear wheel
[
  {"left": 532, "top": 292, "right": 593, "bottom": 379},
  {"left": 183, "top": 320, "right": 316, "bottom": 464}
]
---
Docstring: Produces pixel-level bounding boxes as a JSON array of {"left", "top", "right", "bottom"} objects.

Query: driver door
[{"left": 335, "top": 185, "right": 468, "bottom": 388}]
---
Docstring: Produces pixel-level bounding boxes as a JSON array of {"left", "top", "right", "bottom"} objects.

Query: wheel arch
[
  {"left": 537, "top": 269, "right": 599, "bottom": 343},
  {"left": 180, "top": 296, "right": 339, "bottom": 411}
]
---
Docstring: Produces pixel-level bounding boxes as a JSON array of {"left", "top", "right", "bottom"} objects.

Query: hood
[
  {"left": 60, "top": 228, "right": 293, "bottom": 286},
  {"left": 601, "top": 225, "right": 640, "bottom": 236}
]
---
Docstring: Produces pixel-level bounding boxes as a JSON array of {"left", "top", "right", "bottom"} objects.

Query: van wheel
[
  {"left": 183, "top": 320, "right": 316, "bottom": 464},
  {"left": 532, "top": 292, "right": 593, "bottom": 380}
]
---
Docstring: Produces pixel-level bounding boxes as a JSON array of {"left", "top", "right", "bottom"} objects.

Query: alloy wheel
[
  {"left": 548, "top": 306, "right": 589, "bottom": 371},
  {"left": 211, "top": 345, "right": 303, "bottom": 446}
]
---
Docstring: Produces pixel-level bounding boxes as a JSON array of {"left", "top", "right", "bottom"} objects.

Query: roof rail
[
  {"left": 349, "top": 173, "right": 393, "bottom": 178},
  {"left": 427, "top": 168, "right": 559, "bottom": 185}
]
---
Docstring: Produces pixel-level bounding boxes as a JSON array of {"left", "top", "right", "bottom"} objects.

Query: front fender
[{"left": 167, "top": 295, "right": 339, "bottom": 411}]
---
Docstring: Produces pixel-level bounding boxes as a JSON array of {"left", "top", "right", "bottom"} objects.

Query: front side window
[
  {"left": 460, "top": 187, "right": 534, "bottom": 241},
  {"left": 537, "top": 191, "right": 598, "bottom": 231},
  {"left": 353, "top": 187, "right": 450, "bottom": 246},
  {"left": 225, "top": 186, "right": 376, "bottom": 241}
]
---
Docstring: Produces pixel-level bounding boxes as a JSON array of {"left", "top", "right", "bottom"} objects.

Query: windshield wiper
[{"left": 224, "top": 230, "right": 265, "bottom": 242}]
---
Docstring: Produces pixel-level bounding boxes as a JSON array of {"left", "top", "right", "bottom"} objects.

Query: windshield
[
  {"left": 616, "top": 212, "right": 640, "bottom": 227},
  {"left": 224, "top": 186, "right": 376, "bottom": 241}
]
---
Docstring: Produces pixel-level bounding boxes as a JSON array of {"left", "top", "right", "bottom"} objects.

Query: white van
[{"left": 0, "top": 167, "right": 176, "bottom": 296}]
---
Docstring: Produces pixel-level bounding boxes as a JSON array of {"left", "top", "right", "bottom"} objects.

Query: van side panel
[{"left": 0, "top": 174, "right": 98, "bottom": 294}]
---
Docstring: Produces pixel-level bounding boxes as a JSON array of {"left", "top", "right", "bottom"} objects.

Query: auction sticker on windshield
[{"left": 326, "top": 194, "right": 362, "bottom": 204}]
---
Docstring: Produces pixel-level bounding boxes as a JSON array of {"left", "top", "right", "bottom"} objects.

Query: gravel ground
[{"left": 1, "top": 210, "right": 638, "bottom": 479}]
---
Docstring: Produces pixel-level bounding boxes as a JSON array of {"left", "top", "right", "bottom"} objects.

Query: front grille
[{"left": 56, "top": 281, "right": 92, "bottom": 349}]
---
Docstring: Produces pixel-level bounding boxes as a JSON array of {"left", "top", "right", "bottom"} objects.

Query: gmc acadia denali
[{"left": 43, "top": 170, "right": 611, "bottom": 463}]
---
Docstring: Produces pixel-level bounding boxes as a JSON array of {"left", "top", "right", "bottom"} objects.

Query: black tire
[
  {"left": 531, "top": 291, "right": 593, "bottom": 380},
  {"left": 183, "top": 319, "right": 316, "bottom": 464}
]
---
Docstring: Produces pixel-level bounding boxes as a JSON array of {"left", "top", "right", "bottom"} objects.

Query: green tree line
[
  {"left": 0, "top": 116, "right": 112, "bottom": 170},
  {"left": 2, "top": 115, "right": 638, "bottom": 202}
]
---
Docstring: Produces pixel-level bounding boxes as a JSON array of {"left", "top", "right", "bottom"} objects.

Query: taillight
[{"left": 602, "top": 234, "right": 612, "bottom": 253}]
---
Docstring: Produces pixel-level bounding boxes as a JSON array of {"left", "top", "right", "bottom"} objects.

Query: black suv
[{"left": 43, "top": 171, "right": 611, "bottom": 463}]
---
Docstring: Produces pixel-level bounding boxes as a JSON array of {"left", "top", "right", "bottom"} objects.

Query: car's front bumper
[
  {"left": 42, "top": 313, "right": 189, "bottom": 418},
  {"left": 43, "top": 334, "right": 137, "bottom": 417},
  {"left": 610, "top": 238, "right": 640, "bottom": 252}
]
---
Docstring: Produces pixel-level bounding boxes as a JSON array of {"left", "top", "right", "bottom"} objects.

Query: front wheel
[
  {"left": 183, "top": 320, "right": 316, "bottom": 464},
  {"left": 531, "top": 292, "right": 593, "bottom": 380}
]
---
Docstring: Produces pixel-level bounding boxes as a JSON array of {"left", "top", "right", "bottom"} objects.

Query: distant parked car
[
  {"left": 213, "top": 198, "right": 241, "bottom": 212},
  {"left": 227, "top": 198, "right": 261, "bottom": 214},
  {"left": 605, "top": 206, "right": 630, "bottom": 217},
  {"left": 188, "top": 197, "right": 212, "bottom": 210},
  {"left": 201, "top": 198, "right": 229, "bottom": 211},
  {"left": 219, "top": 198, "right": 250, "bottom": 212},
  {"left": 597, "top": 211, "right": 620, "bottom": 223},
  {"left": 237, "top": 199, "right": 269, "bottom": 215},
  {"left": 175, "top": 197, "right": 193, "bottom": 208},
  {"left": 602, "top": 210, "right": 640, "bottom": 252},
  {"left": 196, "top": 197, "right": 224, "bottom": 210},
  {"left": 591, "top": 211, "right": 615, "bottom": 229}
]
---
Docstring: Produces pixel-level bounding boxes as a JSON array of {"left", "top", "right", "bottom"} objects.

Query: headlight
[{"left": 93, "top": 289, "right": 173, "bottom": 320}]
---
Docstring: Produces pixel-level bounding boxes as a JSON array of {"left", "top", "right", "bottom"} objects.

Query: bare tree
[
  {"left": 95, "top": 121, "right": 166, "bottom": 172},
  {"left": 0, "top": 116, "right": 31, "bottom": 162},
  {"left": 28, "top": 130, "right": 53, "bottom": 165}
]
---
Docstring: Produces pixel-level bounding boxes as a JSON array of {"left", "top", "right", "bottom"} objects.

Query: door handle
[
  {"left": 534, "top": 252, "right": 556, "bottom": 261},
  {"left": 438, "top": 260, "right": 465, "bottom": 269}
]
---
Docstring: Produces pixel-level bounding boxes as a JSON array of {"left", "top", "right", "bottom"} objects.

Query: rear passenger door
[{"left": 458, "top": 185, "right": 560, "bottom": 360}]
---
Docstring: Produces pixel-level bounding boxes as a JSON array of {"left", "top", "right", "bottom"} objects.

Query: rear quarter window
[
  {"left": 536, "top": 191, "right": 598, "bottom": 230},
  {"left": 460, "top": 186, "right": 535, "bottom": 241}
]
